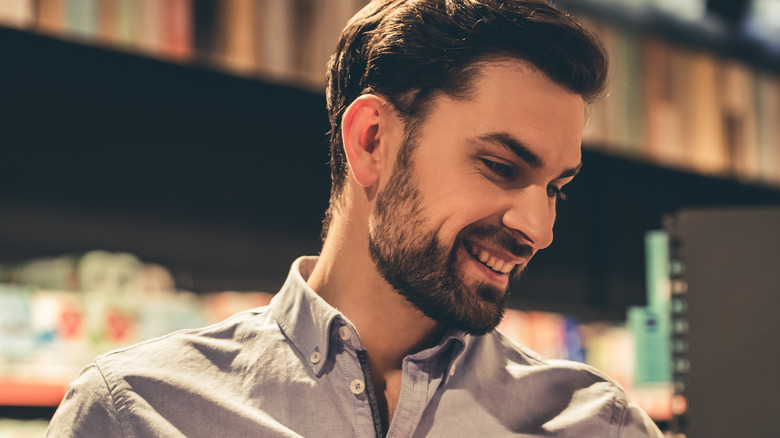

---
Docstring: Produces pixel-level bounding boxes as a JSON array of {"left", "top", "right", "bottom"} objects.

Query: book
[
  {"left": 160, "top": 0, "right": 193, "bottom": 60},
  {"left": 137, "top": 0, "right": 162, "bottom": 54},
  {"left": 64, "top": 0, "right": 98, "bottom": 39},
  {"left": 601, "top": 24, "right": 644, "bottom": 154},
  {"left": 36, "top": 0, "right": 65, "bottom": 33},
  {"left": 643, "top": 37, "right": 683, "bottom": 166},
  {"left": 719, "top": 60, "right": 759, "bottom": 181},
  {"left": 115, "top": 0, "right": 136, "bottom": 46},
  {"left": 619, "top": 29, "right": 645, "bottom": 154},
  {"left": 97, "top": 0, "right": 119, "bottom": 44},
  {"left": 258, "top": 0, "right": 297, "bottom": 79},
  {"left": 754, "top": 72, "right": 780, "bottom": 184},
  {"left": 0, "top": 0, "right": 34, "bottom": 28},
  {"left": 221, "top": 0, "right": 257, "bottom": 72},
  {"left": 628, "top": 230, "right": 671, "bottom": 386},
  {"left": 684, "top": 52, "right": 728, "bottom": 175}
]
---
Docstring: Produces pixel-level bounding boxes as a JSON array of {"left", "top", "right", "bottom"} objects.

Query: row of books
[
  {"left": 0, "top": 250, "right": 673, "bottom": 420},
  {"left": 0, "top": 0, "right": 370, "bottom": 88},
  {"left": 1, "top": 1, "right": 778, "bottom": 186},
  {"left": 582, "top": 18, "right": 780, "bottom": 186}
]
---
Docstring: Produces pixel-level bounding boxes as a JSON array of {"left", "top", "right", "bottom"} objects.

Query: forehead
[{"left": 419, "top": 60, "right": 585, "bottom": 168}]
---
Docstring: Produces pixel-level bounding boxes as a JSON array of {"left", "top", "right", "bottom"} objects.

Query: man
[{"left": 48, "top": 0, "right": 663, "bottom": 436}]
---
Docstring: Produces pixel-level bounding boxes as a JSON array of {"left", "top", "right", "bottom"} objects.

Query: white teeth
[{"left": 468, "top": 245, "right": 516, "bottom": 274}]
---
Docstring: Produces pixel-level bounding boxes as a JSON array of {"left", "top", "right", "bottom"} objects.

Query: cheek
[
  {"left": 433, "top": 189, "right": 508, "bottom": 240},
  {"left": 415, "top": 161, "right": 508, "bottom": 236}
]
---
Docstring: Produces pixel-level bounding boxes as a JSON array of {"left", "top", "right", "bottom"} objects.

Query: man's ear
[{"left": 341, "top": 94, "right": 395, "bottom": 188}]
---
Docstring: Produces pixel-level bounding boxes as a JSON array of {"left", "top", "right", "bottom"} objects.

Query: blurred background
[{"left": 1, "top": 0, "right": 779, "bottom": 436}]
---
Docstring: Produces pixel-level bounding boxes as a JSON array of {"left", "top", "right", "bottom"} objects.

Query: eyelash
[
  {"left": 482, "top": 159, "right": 568, "bottom": 202},
  {"left": 547, "top": 186, "right": 568, "bottom": 202},
  {"left": 481, "top": 159, "right": 514, "bottom": 178}
]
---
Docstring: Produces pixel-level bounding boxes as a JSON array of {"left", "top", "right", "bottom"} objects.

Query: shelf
[
  {"left": 3, "top": 24, "right": 780, "bottom": 314},
  {"left": 0, "top": 25, "right": 330, "bottom": 292},
  {"left": 0, "top": 25, "right": 332, "bottom": 225}
]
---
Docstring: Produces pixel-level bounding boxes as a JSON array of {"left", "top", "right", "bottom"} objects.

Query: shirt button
[
  {"left": 310, "top": 351, "right": 321, "bottom": 364},
  {"left": 350, "top": 379, "right": 365, "bottom": 395},
  {"left": 338, "top": 326, "right": 351, "bottom": 341}
]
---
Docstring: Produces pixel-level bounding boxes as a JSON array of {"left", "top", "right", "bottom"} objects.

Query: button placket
[
  {"left": 335, "top": 349, "right": 377, "bottom": 438},
  {"left": 386, "top": 360, "right": 430, "bottom": 437}
]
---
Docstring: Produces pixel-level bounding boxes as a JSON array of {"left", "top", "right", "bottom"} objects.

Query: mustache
[{"left": 459, "top": 224, "right": 533, "bottom": 259}]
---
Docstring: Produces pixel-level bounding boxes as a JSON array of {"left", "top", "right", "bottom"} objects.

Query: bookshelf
[
  {"left": 0, "top": 0, "right": 372, "bottom": 91},
  {"left": 0, "top": 22, "right": 331, "bottom": 291},
  {"left": 2, "top": 1, "right": 779, "bottom": 184},
  {"left": 2, "top": 0, "right": 780, "bottom": 430},
  {"left": 559, "top": 0, "right": 780, "bottom": 189}
]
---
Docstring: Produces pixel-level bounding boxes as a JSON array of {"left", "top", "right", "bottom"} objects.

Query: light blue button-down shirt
[{"left": 47, "top": 256, "right": 662, "bottom": 437}]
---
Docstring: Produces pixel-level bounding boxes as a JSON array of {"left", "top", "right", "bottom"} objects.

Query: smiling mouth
[{"left": 464, "top": 242, "right": 516, "bottom": 274}]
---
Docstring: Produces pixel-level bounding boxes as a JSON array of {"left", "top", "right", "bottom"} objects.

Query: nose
[{"left": 501, "top": 186, "right": 555, "bottom": 250}]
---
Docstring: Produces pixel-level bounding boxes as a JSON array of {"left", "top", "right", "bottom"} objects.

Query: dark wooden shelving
[
  {"left": 3, "top": 25, "right": 780, "bottom": 316},
  {"left": 1, "top": 25, "right": 331, "bottom": 293}
]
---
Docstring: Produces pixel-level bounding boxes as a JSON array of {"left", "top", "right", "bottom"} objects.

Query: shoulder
[
  {"left": 105, "top": 304, "right": 275, "bottom": 358},
  {"left": 461, "top": 331, "right": 662, "bottom": 437},
  {"left": 485, "top": 329, "right": 637, "bottom": 406},
  {"left": 48, "top": 305, "right": 288, "bottom": 436},
  {"left": 478, "top": 328, "right": 611, "bottom": 375},
  {"left": 95, "top": 305, "right": 280, "bottom": 380},
  {"left": 46, "top": 364, "right": 122, "bottom": 437},
  {"left": 460, "top": 329, "right": 621, "bottom": 392}
]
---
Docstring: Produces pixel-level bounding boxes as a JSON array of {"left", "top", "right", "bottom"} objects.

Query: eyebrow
[{"left": 476, "top": 132, "right": 582, "bottom": 179}]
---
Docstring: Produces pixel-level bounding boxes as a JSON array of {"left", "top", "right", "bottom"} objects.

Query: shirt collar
[
  {"left": 271, "top": 256, "right": 347, "bottom": 377},
  {"left": 424, "top": 329, "right": 469, "bottom": 385},
  {"left": 271, "top": 256, "right": 471, "bottom": 379}
]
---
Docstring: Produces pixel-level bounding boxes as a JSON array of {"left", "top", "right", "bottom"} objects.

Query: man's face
[{"left": 368, "top": 61, "right": 585, "bottom": 335}]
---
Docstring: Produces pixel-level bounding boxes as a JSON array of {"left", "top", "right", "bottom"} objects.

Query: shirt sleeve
[
  {"left": 618, "top": 400, "right": 664, "bottom": 438},
  {"left": 46, "top": 363, "right": 123, "bottom": 437}
]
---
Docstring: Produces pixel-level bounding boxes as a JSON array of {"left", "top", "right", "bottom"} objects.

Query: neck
[{"left": 307, "top": 210, "right": 445, "bottom": 372}]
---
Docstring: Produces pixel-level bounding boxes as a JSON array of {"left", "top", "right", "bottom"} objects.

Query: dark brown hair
[{"left": 323, "top": 0, "right": 608, "bottom": 235}]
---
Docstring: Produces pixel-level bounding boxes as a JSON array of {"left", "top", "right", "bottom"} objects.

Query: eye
[
  {"left": 547, "top": 185, "right": 568, "bottom": 202},
  {"left": 481, "top": 159, "right": 514, "bottom": 178}
]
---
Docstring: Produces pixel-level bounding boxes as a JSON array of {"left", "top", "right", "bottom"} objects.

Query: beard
[{"left": 367, "top": 143, "right": 532, "bottom": 336}]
